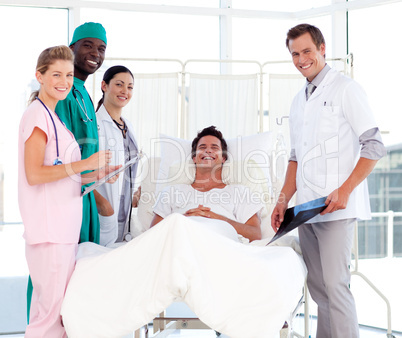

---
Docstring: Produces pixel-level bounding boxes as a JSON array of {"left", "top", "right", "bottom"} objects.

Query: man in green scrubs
[
  {"left": 56, "top": 22, "right": 107, "bottom": 244},
  {"left": 27, "top": 22, "right": 107, "bottom": 322}
]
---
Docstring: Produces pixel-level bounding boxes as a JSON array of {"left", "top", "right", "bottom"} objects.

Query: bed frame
[{"left": 133, "top": 285, "right": 309, "bottom": 338}]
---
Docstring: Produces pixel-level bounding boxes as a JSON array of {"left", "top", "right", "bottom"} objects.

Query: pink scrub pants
[{"left": 25, "top": 242, "right": 77, "bottom": 338}]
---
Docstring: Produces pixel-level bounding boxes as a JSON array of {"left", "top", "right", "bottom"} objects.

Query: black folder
[{"left": 268, "top": 196, "right": 327, "bottom": 244}]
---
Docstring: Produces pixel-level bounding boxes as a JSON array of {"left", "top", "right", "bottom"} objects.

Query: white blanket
[{"left": 61, "top": 214, "right": 307, "bottom": 338}]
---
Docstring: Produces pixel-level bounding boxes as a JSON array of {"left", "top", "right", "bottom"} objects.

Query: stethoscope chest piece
[{"left": 53, "top": 158, "right": 63, "bottom": 165}]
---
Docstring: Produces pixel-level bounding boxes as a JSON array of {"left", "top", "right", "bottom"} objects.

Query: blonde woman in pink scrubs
[{"left": 18, "top": 45, "right": 116, "bottom": 337}]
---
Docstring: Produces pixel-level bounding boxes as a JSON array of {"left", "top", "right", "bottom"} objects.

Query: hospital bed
[
  {"left": 60, "top": 132, "right": 308, "bottom": 338},
  {"left": 129, "top": 132, "right": 309, "bottom": 338}
]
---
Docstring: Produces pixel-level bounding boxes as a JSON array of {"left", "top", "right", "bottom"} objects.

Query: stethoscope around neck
[
  {"left": 72, "top": 85, "right": 93, "bottom": 123},
  {"left": 36, "top": 97, "right": 63, "bottom": 166}
]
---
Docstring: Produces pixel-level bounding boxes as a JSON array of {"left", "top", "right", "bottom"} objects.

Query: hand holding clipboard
[{"left": 81, "top": 151, "right": 143, "bottom": 197}]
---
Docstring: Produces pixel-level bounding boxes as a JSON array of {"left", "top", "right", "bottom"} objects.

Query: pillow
[
  {"left": 164, "top": 158, "right": 271, "bottom": 194},
  {"left": 131, "top": 157, "right": 276, "bottom": 239},
  {"left": 156, "top": 132, "right": 276, "bottom": 194},
  {"left": 132, "top": 157, "right": 161, "bottom": 237},
  {"left": 153, "top": 132, "right": 278, "bottom": 240}
]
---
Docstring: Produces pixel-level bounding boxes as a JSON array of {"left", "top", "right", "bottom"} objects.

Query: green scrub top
[{"left": 55, "top": 77, "right": 100, "bottom": 244}]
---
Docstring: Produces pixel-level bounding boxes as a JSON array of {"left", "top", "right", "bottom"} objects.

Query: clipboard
[
  {"left": 81, "top": 152, "right": 142, "bottom": 197},
  {"left": 268, "top": 196, "right": 327, "bottom": 244}
]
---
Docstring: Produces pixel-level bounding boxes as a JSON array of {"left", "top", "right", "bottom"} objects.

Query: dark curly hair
[{"left": 191, "top": 126, "right": 228, "bottom": 161}]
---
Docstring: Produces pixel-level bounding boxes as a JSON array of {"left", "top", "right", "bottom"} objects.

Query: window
[
  {"left": 80, "top": 8, "right": 219, "bottom": 61},
  {"left": 348, "top": 2, "right": 402, "bottom": 147}
]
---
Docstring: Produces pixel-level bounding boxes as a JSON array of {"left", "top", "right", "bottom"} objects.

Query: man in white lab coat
[{"left": 271, "top": 24, "right": 386, "bottom": 337}]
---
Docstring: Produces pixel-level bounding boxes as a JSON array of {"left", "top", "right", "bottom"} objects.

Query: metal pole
[{"left": 387, "top": 210, "right": 394, "bottom": 259}]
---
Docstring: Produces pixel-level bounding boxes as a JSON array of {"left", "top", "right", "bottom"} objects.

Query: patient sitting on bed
[{"left": 150, "top": 125, "right": 264, "bottom": 242}]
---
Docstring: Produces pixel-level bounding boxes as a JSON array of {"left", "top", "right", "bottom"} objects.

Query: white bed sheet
[{"left": 61, "top": 214, "right": 307, "bottom": 338}]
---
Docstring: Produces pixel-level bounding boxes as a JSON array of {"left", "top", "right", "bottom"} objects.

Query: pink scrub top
[{"left": 18, "top": 100, "right": 82, "bottom": 245}]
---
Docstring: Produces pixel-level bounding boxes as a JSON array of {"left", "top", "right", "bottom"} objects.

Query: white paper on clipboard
[{"left": 81, "top": 152, "right": 142, "bottom": 197}]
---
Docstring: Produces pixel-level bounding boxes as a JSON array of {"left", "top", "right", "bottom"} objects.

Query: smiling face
[
  {"left": 102, "top": 72, "right": 134, "bottom": 110},
  {"left": 36, "top": 59, "right": 74, "bottom": 109},
  {"left": 70, "top": 38, "right": 106, "bottom": 81},
  {"left": 288, "top": 32, "right": 326, "bottom": 82},
  {"left": 193, "top": 135, "right": 226, "bottom": 169}
]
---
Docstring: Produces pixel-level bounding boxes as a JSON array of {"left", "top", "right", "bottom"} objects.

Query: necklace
[{"left": 113, "top": 119, "right": 127, "bottom": 138}]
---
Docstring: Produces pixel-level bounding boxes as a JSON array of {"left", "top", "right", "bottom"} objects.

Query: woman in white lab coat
[{"left": 94, "top": 65, "right": 139, "bottom": 246}]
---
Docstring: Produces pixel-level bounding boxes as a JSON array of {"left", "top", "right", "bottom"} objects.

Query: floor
[
  {"left": 2, "top": 322, "right": 401, "bottom": 338},
  {"left": 2, "top": 314, "right": 402, "bottom": 338}
]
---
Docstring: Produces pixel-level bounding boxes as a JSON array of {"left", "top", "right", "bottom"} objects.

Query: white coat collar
[
  {"left": 97, "top": 104, "right": 139, "bottom": 150},
  {"left": 97, "top": 104, "right": 114, "bottom": 124},
  {"left": 305, "top": 68, "right": 338, "bottom": 101}
]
